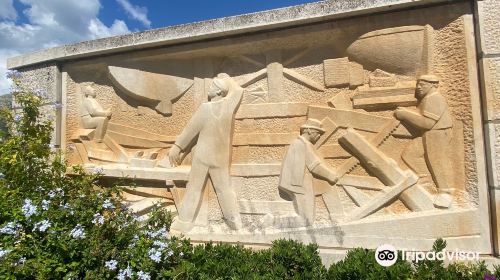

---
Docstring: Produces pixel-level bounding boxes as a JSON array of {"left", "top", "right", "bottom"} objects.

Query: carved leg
[
  {"left": 94, "top": 117, "right": 110, "bottom": 142},
  {"left": 176, "top": 162, "right": 209, "bottom": 225},
  {"left": 82, "top": 116, "right": 108, "bottom": 142},
  {"left": 272, "top": 195, "right": 308, "bottom": 228},
  {"left": 322, "top": 188, "right": 344, "bottom": 221},
  {"left": 401, "top": 137, "right": 426, "bottom": 176},
  {"left": 296, "top": 185, "right": 315, "bottom": 226},
  {"left": 209, "top": 167, "right": 242, "bottom": 230},
  {"left": 424, "top": 129, "right": 454, "bottom": 208}
]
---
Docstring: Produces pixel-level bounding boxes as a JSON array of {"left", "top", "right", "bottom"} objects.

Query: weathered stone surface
[
  {"left": 476, "top": 0, "right": 500, "bottom": 55},
  {"left": 485, "top": 123, "right": 500, "bottom": 189},
  {"left": 480, "top": 58, "right": 500, "bottom": 121},
  {"left": 15, "top": 63, "right": 61, "bottom": 146}
]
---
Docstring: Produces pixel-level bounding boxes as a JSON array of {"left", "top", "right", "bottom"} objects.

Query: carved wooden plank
[
  {"left": 308, "top": 106, "right": 392, "bottom": 132},
  {"left": 108, "top": 123, "right": 175, "bottom": 142},
  {"left": 88, "top": 164, "right": 282, "bottom": 181},
  {"left": 327, "top": 92, "right": 353, "bottom": 110},
  {"left": 103, "top": 135, "right": 129, "bottom": 163},
  {"left": 353, "top": 93, "right": 417, "bottom": 109},
  {"left": 266, "top": 50, "right": 284, "bottom": 102},
  {"left": 238, "top": 68, "right": 267, "bottom": 87},
  {"left": 236, "top": 103, "right": 308, "bottom": 119},
  {"left": 348, "top": 173, "right": 418, "bottom": 221},
  {"left": 283, "top": 68, "right": 325, "bottom": 91},
  {"left": 107, "top": 130, "right": 169, "bottom": 148},
  {"left": 333, "top": 120, "right": 401, "bottom": 177},
  {"left": 356, "top": 86, "right": 415, "bottom": 98},
  {"left": 314, "top": 117, "right": 338, "bottom": 149},
  {"left": 338, "top": 175, "right": 384, "bottom": 191},
  {"left": 75, "top": 143, "right": 90, "bottom": 164},
  {"left": 399, "top": 184, "right": 435, "bottom": 211},
  {"left": 342, "top": 185, "right": 371, "bottom": 207},
  {"left": 339, "top": 128, "right": 406, "bottom": 186}
]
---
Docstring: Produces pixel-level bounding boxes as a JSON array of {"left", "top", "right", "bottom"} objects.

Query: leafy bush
[
  {"left": 0, "top": 74, "right": 188, "bottom": 279},
  {"left": 172, "top": 239, "right": 326, "bottom": 279}
]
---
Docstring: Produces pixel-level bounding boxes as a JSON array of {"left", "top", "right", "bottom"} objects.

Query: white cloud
[
  {"left": 0, "top": 49, "right": 19, "bottom": 94},
  {"left": 88, "top": 18, "right": 130, "bottom": 39},
  {"left": 0, "top": 0, "right": 132, "bottom": 95},
  {"left": 116, "top": 0, "right": 151, "bottom": 28},
  {"left": 0, "top": 0, "right": 17, "bottom": 20}
]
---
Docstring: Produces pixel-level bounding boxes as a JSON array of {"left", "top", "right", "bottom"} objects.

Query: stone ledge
[{"left": 8, "top": 0, "right": 454, "bottom": 69}]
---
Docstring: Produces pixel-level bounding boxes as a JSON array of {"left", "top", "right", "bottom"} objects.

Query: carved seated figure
[
  {"left": 80, "top": 85, "right": 112, "bottom": 143},
  {"left": 263, "top": 118, "right": 339, "bottom": 228}
]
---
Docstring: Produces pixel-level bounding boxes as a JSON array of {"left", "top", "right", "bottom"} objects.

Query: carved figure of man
[
  {"left": 168, "top": 73, "right": 243, "bottom": 231},
  {"left": 80, "top": 85, "right": 112, "bottom": 142},
  {"left": 264, "top": 119, "right": 339, "bottom": 228},
  {"left": 395, "top": 74, "right": 454, "bottom": 208}
]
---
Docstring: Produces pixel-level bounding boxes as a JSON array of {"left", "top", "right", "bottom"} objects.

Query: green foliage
[
  {"left": 328, "top": 247, "right": 413, "bottom": 280},
  {"left": 0, "top": 93, "right": 12, "bottom": 136},
  {"left": 328, "top": 239, "right": 494, "bottom": 280},
  {"left": 0, "top": 76, "right": 185, "bottom": 279},
  {"left": 172, "top": 239, "right": 326, "bottom": 280}
]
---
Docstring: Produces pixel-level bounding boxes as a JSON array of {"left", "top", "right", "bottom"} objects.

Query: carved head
[
  {"left": 416, "top": 74, "right": 439, "bottom": 99},
  {"left": 300, "top": 118, "right": 325, "bottom": 144},
  {"left": 82, "top": 85, "right": 96, "bottom": 98},
  {"left": 209, "top": 73, "right": 230, "bottom": 100}
]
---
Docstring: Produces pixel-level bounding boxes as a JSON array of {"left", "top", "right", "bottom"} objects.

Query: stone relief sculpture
[
  {"left": 263, "top": 118, "right": 339, "bottom": 228},
  {"left": 167, "top": 73, "right": 244, "bottom": 231},
  {"left": 64, "top": 12, "right": 484, "bottom": 252},
  {"left": 395, "top": 75, "right": 454, "bottom": 208}
]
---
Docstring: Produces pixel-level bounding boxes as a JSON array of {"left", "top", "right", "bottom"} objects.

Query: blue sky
[{"left": 0, "top": 0, "right": 320, "bottom": 94}]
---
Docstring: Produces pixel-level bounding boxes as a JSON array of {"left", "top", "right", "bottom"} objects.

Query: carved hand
[
  {"left": 394, "top": 108, "right": 408, "bottom": 120},
  {"left": 105, "top": 110, "right": 112, "bottom": 117},
  {"left": 168, "top": 145, "right": 182, "bottom": 167}
]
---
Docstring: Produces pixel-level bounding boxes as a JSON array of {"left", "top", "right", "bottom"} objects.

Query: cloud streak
[{"left": 116, "top": 0, "right": 151, "bottom": 28}]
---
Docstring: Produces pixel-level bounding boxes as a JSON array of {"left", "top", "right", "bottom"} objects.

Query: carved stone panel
[{"left": 61, "top": 2, "right": 490, "bottom": 254}]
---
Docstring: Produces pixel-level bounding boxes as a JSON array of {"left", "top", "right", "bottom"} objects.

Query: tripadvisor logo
[
  {"left": 375, "top": 244, "right": 480, "bottom": 267},
  {"left": 375, "top": 244, "right": 397, "bottom": 267}
]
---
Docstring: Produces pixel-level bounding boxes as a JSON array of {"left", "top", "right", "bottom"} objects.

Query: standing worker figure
[
  {"left": 264, "top": 119, "right": 339, "bottom": 228},
  {"left": 394, "top": 74, "right": 454, "bottom": 208},
  {"left": 80, "top": 85, "right": 112, "bottom": 143},
  {"left": 169, "top": 73, "right": 243, "bottom": 231}
]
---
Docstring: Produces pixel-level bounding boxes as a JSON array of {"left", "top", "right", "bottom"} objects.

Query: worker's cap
[
  {"left": 418, "top": 74, "right": 440, "bottom": 83},
  {"left": 300, "top": 118, "right": 325, "bottom": 134},
  {"left": 213, "top": 73, "right": 231, "bottom": 92}
]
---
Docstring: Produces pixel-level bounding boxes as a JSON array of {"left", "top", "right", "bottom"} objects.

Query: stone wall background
[{"left": 475, "top": 0, "right": 500, "bottom": 255}]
